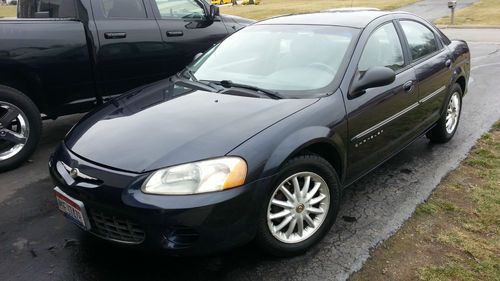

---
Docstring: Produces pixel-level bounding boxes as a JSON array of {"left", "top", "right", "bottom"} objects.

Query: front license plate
[{"left": 54, "top": 187, "right": 91, "bottom": 230}]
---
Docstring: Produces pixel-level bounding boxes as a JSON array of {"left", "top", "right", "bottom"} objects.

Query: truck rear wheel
[{"left": 0, "top": 85, "right": 42, "bottom": 172}]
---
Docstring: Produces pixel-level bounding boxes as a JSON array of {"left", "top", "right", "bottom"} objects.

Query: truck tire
[{"left": 0, "top": 85, "right": 42, "bottom": 172}]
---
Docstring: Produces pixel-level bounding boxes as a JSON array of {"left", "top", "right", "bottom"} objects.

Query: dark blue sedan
[{"left": 50, "top": 9, "right": 470, "bottom": 256}]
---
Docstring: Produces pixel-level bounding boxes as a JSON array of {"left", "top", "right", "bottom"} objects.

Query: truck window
[
  {"left": 17, "top": 0, "right": 77, "bottom": 18},
  {"left": 102, "top": 0, "right": 147, "bottom": 18},
  {"left": 152, "top": 0, "right": 205, "bottom": 20}
]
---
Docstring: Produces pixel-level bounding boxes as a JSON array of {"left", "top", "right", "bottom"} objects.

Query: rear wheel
[
  {"left": 426, "top": 83, "right": 462, "bottom": 143},
  {"left": 256, "top": 154, "right": 340, "bottom": 257},
  {"left": 0, "top": 85, "right": 42, "bottom": 172}
]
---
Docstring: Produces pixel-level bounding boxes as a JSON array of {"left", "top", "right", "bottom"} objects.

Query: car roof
[{"left": 256, "top": 10, "right": 405, "bottom": 29}]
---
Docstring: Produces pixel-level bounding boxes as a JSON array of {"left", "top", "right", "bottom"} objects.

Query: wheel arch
[
  {"left": 262, "top": 126, "right": 347, "bottom": 184},
  {"left": 0, "top": 68, "right": 47, "bottom": 114}
]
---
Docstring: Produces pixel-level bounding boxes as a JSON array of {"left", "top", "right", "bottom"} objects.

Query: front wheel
[
  {"left": 426, "top": 83, "right": 462, "bottom": 143},
  {"left": 256, "top": 155, "right": 341, "bottom": 257},
  {"left": 0, "top": 85, "right": 42, "bottom": 172}
]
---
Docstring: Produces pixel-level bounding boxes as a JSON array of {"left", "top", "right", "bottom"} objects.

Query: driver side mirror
[
  {"left": 208, "top": 5, "right": 220, "bottom": 21},
  {"left": 349, "top": 66, "right": 396, "bottom": 99}
]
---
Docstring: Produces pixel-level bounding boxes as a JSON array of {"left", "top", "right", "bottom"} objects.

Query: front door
[
  {"left": 148, "top": 0, "right": 229, "bottom": 74},
  {"left": 345, "top": 21, "right": 420, "bottom": 181}
]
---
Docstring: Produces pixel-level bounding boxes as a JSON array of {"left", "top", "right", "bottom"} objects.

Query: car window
[
  {"left": 153, "top": 0, "right": 205, "bottom": 20},
  {"left": 358, "top": 22, "right": 405, "bottom": 72},
  {"left": 18, "top": 0, "right": 77, "bottom": 18},
  {"left": 400, "top": 20, "right": 439, "bottom": 61},
  {"left": 102, "top": 0, "right": 147, "bottom": 18},
  {"left": 190, "top": 25, "right": 358, "bottom": 98}
]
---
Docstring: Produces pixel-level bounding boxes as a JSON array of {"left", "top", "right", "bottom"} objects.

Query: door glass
[
  {"left": 153, "top": 0, "right": 205, "bottom": 20},
  {"left": 358, "top": 23, "right": 405, "bottom": 72},
  {"left": 18, "top": 0, "right": 77, "bottom": 18},
  {"left": 101, "top": 0, "right": 147, "bottom": 18},
  {"left": 400, "top": 20, "right": 439, "bottom": 61}
]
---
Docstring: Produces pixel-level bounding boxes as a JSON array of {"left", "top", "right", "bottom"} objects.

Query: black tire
[
  {"left": 255, "top": 154, "right": 341, "bottom": 257},
  {"left": 426, "top": 83, "right": 463, "bottom": 143},
  {"left": 0, "top": 85, "right": 42, "bottom": 172}
]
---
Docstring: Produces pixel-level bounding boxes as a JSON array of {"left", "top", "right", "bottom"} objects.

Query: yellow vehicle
[{"left": 211, "top": 0, "right": 231, "bottom": 5}]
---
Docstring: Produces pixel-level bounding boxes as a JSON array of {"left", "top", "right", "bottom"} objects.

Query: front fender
[{"left": 262, "top": 126, "right": 346, "bottom": 180}]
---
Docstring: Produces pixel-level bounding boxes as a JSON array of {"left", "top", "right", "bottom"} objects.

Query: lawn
[
  {"left": 221, "top": 0, "right": 418, "bottom": 20},
  {"left": 0, "top": 5, "right": 16, "bottom": 18},
  {"left": 351, "top": 121, "right": 500, "bottom": 281},
  {"left": 435, "top": 0, "right": 500, "bottom": 26}
]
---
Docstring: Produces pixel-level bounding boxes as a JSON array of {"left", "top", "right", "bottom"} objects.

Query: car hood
[{"left": 65, "top": 81, "right": 317, "bottom": 173}]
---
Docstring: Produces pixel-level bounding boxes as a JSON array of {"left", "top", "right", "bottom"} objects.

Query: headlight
[{"left": 142, "top": 157, "right": 247, "bottom": 195}]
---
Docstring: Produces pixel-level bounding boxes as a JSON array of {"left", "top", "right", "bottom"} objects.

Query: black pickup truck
[{"left": 0, "top": 0, "right": 252, "bottom": 171}]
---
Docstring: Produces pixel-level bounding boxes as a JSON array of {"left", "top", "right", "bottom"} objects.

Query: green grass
[
  {"left": 220, "top": 0, "right": 418, "bottom": 20},
  {"left": 435, "top": 0, "right": 500, "bottom": 26},
  {"left": 0, "top": 5, "right": 16, "bottom": 18},
  {"left": 350, "top": 121, "right": 500, "bottom": 281}
]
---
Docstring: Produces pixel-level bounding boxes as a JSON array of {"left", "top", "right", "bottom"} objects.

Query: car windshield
[{"left": 189, "top": 24, "right": 358, "bottom": 98}]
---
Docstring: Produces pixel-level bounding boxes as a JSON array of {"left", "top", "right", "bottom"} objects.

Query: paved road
[
  {"left": 397, "top": 0, "right": 478, "bottom": 21},
  {"left": 1, "top": 27, "right": 500, "bottom": 281}
]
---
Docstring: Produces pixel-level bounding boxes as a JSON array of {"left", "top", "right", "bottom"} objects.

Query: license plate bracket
[{"left": 54, "top": 187, "right": 91, "bottom": 231}]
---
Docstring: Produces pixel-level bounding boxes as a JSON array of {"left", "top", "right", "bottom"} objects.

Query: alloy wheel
[
  {"left": 445, "top": 92, "right": 460, "bottom": 134},
  {"left": 0, "top": 102, "right": 29, "bottom": 161},
  {"left": 267, "top": 172, "right": 330, "bottom": 244}
]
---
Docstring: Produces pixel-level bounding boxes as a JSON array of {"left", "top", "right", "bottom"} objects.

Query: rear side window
[
  {"left": 17, "top": 0, "right": 77, "bottom": 18},
  {"left": 400, "top": 20, "right": 439, "bottom": 61},
  {"left": 152, "top": 0, "right": 205, "bottom": 20},
  {"left": 102, "top": 0, "right": 147, "bottom": 18}
]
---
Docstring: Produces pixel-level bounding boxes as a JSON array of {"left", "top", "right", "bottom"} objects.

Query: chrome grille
[{"left": 89, "top": 209, "right": 145, "bottom": 244}]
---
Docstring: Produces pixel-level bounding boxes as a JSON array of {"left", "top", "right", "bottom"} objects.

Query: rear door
[
  {"left": 345, "top": 21, "right": 420, "bottom": 181},
  {"left": 398, "top": 19, "right": 453, "bottom": 131},
  {"left": 148, "top": 0, "right": 229, "bottom": 73},
  {"left": 91, "top": 0, "right": 167, "bottom": 97}
]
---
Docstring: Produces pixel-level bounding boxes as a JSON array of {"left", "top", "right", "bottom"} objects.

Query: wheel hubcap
[
  {"left": 445, "top": 92, "right": 460, "bottom": 134},
  {"left": 267, "top": 172, "right": 330, "bottom": 244},
  {"left": 0, "top": 102, "right": 29, "bottom": 161}
]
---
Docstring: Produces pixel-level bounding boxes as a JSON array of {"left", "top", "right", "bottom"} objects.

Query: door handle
[
  {"left": 445, "top": 59, "right": 452, "bottom": 68},
  {"left": 166, "top": 31, "right": 184, "bottom": 37},
  {"left": 104, "top": 32, "right": 127, "bottom": 39},
  {"left": 403, "top": 80, "right": 414, "bottom": 93}
]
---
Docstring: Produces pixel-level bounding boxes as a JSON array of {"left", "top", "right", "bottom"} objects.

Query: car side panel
[
  {"left": 0, "top": 20, "right": 95, "bottom": 115},
  {"left": 411, "top": 48, "right": 453, "bottom": 131}
]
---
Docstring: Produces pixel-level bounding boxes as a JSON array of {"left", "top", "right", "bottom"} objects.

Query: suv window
[
  {"left": 18, "top": 0, "right": 77, "bottom": 18},
  {"left": 102, "top": 0, "right": 147, "bottom": 18},
  {"left": 400, "top": 20, "right": 439, "bottom": 61},
  {"left": 358, "top": 22, "right": 405, "bottom": 72},
  {"left": 153, "top": 0, "right": 205, "bottom": 20}
]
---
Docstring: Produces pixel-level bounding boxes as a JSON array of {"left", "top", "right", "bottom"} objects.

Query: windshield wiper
[
  {"left": 174, "top": 74, "right": 219, "bottom": 93},
  {"left": 182, "top": 67, "right": 198, "bottom": 82},
  {"left": 214, "top": 80, "right": 284, "bottom": 99}
]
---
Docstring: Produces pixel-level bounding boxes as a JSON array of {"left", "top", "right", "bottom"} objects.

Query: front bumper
[{"left": 49, "top": 144, "right": 270, "bottom": 255}]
